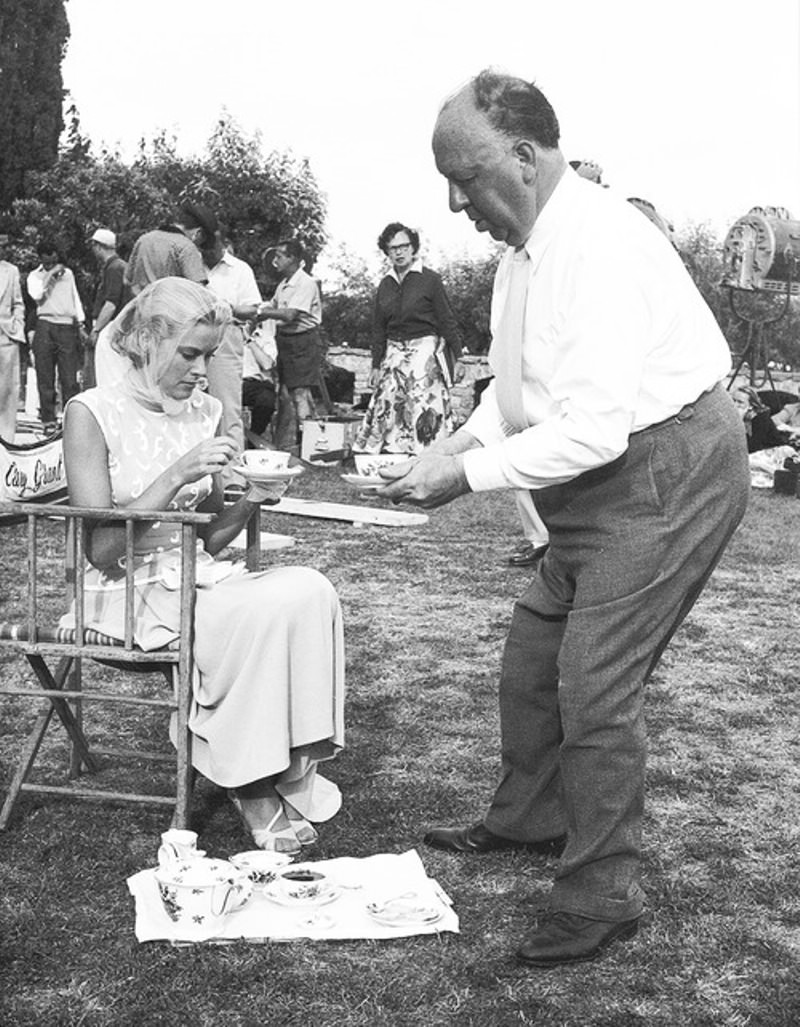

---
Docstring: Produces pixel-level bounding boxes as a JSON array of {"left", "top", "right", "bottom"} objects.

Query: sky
[{"left": 61, "top": 0, "right": 800, "bottom": 272}]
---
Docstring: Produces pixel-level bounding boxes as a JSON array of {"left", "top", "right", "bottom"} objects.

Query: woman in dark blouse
[{"left": 354, "top": 222, "right": 464, "bottom": 454}]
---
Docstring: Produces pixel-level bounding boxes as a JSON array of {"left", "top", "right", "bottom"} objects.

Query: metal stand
[{"left": 726, "top": 274, "right": 795, "bottom": 391}]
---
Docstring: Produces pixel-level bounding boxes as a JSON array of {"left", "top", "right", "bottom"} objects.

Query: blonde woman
[{"left": 61, "top": 278, "right": 344, "bottom": 853}]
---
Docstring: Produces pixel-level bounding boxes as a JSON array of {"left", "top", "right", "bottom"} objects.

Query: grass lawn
[{"left": 0, "top": 469, "right": 799, "bottom": 1026}]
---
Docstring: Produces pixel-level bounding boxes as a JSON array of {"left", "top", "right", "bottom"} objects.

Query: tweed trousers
[{"left": 483, "top": 384, "right": 749, "bottom": 922}]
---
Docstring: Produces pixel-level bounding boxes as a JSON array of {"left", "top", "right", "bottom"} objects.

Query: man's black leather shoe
[
  {"left": 516, "top": 911, "right": 639, "bottom": 967},
  {"left": 423, "top": 822, "right": 565, "bottom": 856},
  {"left": 508, "top": 541, "right": 549, "bottom": 568}
]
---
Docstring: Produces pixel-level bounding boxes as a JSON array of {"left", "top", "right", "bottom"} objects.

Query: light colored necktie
[{"left": 492, "top": 247, "right": 529, "bottom": 430}]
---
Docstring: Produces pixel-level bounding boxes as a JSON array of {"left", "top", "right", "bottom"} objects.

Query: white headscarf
[{"left": 108, "top": 277, "right": 231, "bottom": 415}]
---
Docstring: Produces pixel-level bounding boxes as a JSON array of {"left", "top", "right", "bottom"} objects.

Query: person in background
[
  {"left": 257, "top": 239, "right": 323, "bottom": 453},
  {"left": 0, "top": 233, "right": 25, "bottom": 441},
  {"left": 242, "top": 320, "right": 278, "bottom": 445},
  {"left": 27, "top": 241, "right": 86, "bottom": 435},
  {"left": 508, "top": 491, "right": 550, "bottom": 567},
  {"left": 355, "top": 222, "right": 464, "bottom": 455},
  {"left": 626, "top": 197, "right": 677, "bottom": 248},
  {"left": 381, "top": 68, "right": 748, "bottom": 966},
  {"left": 60, "top": 277, "right": 345, "bottom": 854},
  {"left": 124, "top": 200, "right": 212, "bottom": 296},
  {"left": 87, "top": 228, "right": 129, "bottom": 390},
  {"left": 204, "top": 229, "right": 263, "bottom": 465}
]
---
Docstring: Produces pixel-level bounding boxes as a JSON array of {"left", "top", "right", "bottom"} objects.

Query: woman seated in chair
[{"left": 60, "top": 277, "right": 344, "bottom": 855}]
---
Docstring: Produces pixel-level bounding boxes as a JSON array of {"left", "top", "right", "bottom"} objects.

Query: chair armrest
[{"left": 0, "top": 501, "right": 215, "bottom": 525}]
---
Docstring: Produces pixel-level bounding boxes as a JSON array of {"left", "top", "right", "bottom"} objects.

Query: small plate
[
  {"left": 263, "top": 882, "right": 342, "bottom": 909},
  {"left": 296, "top": 911, "right": 336, "bottom": 931},
  {"left": 237, "top": 465, "right": 304, "bottom": 483},
  {"left": 365, "top": 895, "right": 443, "bottom": 928},
  {"left": 340, "top": 473, "right": 388, "bottom": 489}
]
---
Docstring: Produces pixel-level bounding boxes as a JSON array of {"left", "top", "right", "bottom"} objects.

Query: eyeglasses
[{"left": 387, "top": 243, "right": 413, "bottom": 253}]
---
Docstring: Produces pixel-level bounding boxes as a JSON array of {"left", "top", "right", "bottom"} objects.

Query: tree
[
  {"left": 3, "top": 113, "right": 328, "bottom": 314},
  {"left": 320, "top": 245, "right": 375, "bottom": 348},
  {"left": 0, "top": 0, "right": 69, "bottom": 211},
  {"left": 439, "top": 248, "right": 502, "bottom": 353},
  {"left": 133, "top": 112, "right": 328, "bottom": 282}
]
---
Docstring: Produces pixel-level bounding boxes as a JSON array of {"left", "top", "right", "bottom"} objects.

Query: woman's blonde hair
[{"left": 108, "top": 278, "right": 231, "bottom": 411}]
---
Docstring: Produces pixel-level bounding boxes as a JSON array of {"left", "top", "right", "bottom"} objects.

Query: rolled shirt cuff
[{"left": 463, "top": 444, "right": 515, "bottom": 493}]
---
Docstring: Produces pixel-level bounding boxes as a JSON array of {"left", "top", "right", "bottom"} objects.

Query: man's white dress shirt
[
  {"left": 463, "top": 171, "right": 731, "bottom": 493},
  {"left": 207, "top": 250, "right": 261, "bottom": 312}
]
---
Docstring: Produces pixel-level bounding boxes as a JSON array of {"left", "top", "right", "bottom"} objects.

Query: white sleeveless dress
[{"left": 60, "top": 383, "right": 344, "bottom": 819}]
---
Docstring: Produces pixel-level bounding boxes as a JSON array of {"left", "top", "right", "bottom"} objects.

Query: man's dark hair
[
  {"left": 471, "top": 69, "right": 560, "bottom": 149},
  {"left": 37, "top": 240, "right": 60, "bottom": 258},
  {"left": 377, "top": 222, "right": 420, "bottom": 256},
  {"left": 275, "top": 238, "right": 305, "bottom": 263}
]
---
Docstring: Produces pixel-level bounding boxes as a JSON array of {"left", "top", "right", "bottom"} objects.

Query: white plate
[
  {"left": 263, "top": 882, "right": 342, "bottom": 909},
  {"left": 340, "top": 473, "right": 388, "bottom": 489},
  {"left": 236, "top": 465, "right": 304, "bottom": 483},
  {"left": 365, "top": 896, "right": 444, "bottom": 928}
]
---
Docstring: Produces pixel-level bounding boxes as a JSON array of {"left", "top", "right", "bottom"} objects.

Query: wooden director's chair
[{"left": 0, "top": 500, "right": 260, "bottom": 830}]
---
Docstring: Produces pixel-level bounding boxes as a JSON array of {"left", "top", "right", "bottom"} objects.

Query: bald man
[{"left": 381, "top": 69, "right": 747, "bottom": 966}]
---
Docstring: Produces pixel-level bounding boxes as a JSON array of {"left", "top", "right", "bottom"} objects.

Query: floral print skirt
[{"left": 354, "top": 335, "right": 454, "bottom": 454}]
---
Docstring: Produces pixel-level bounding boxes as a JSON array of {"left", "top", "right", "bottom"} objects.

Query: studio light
[{"left": 721, "top": 206, "right": 800, "bottom": 294}]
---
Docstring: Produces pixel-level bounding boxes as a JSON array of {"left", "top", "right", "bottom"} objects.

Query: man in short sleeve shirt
[
  {"left": 124, "top": 201, "right": 212, "bottom": 296},
  {"left": 87, "top": 228, "right": 129, "bottom": 389},
  {"left": 258, "top": 239, "right": 323, "bottom": 451}
]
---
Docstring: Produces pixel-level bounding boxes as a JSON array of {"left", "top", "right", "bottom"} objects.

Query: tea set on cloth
[{"left": 127, "top": 830, "right": 459, "bottom": 944}]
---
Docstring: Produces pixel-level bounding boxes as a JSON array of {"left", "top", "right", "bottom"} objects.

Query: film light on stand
[{"left": 721, "top": 206, "right": 800, "bottom": 294}]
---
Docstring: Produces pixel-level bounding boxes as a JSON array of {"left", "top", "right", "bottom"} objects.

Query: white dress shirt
[
  {"left": 463, "top": 171, "right": 731, "bottom": 492},
  {"left": 27, "top": 265, "right": 85, "bottom": 325},
  {"left": 207, "top": 250, "right": 261, "bottom": 312}
]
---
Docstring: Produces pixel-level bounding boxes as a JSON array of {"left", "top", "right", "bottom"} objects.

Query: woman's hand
[
  {"left": 171, "top": 436, "right": 238, "bottom": 485},
  {"left": 369, "top": 368, "right": 380, "bottom": 389}
]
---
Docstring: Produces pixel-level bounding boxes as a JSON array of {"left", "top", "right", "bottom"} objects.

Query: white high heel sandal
[{"left": 229, "top": 792, "right": 302, "bottom": 855}]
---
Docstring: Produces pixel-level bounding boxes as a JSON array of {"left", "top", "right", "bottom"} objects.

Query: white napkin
[{"left": 127, "top": 849, "right": 459, "bottom": 944}]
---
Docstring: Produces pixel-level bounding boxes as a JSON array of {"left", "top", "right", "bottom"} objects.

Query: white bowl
[
  {"left": 353, "top": 453, "right": 411, "bottom": 478},
  {"left": 229, "top": 850, "right": 294, "bottom": 884}
]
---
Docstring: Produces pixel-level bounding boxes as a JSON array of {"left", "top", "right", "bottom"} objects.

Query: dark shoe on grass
[
  {"left": 516, "top": 911, "right": 639, "bottom": 967},
  {"left": 508, "top": 541, "right": 549, "bottom": 568},
  {"left": 423, "top": 821, "right": 565, "bottom": 856}
]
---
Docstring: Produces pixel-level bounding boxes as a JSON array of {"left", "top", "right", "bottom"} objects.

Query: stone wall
[{"left": 326, "top": 346, "right": 492, "bottom": 426}]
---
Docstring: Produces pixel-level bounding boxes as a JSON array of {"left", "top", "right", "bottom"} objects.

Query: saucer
[
  {"left": 263, "top": 882, "right": 342, "bottom": 909},
  {"left": 237, "top": 465, "right": 304, "bottom": 483},
  {"left": 365, "top": 894, "right": 443, "bottom": 928},
  {"left": 340, "top": 473, "right": 387, "bottom": 490}
]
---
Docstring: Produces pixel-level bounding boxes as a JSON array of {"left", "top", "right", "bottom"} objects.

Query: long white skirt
[
  {"left": 65, "top": 559, "right": 345, "bottom": 823},
  {"left": 189, "top": 566, "right": 345, "bottom": 820}
]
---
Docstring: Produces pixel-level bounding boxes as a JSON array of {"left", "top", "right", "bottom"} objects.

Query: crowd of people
[
  {"left": 0, "top": 67, "right": 766, "bottom": 968},
  {"left": 0, "top": 202, "right": 471, "bottom": 465}
]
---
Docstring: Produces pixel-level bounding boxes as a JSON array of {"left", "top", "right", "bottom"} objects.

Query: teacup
[
  {"left": 157, "top": 829, "right": 205, "bottom": 867},
  {"left": 229, "top": 850, "right": 294, "bottom": 885},
  {"left": 276, "top": 866, "right": 331, "bottom": 903},
  {"left": 155, "top": 857, "right": 253, "bottom": 939},
  {"left": 353, "top": 453, "right": 411, "bottom": 478},
  {"left": 240, "top": 449, "right": 291, "bottom": 472}
]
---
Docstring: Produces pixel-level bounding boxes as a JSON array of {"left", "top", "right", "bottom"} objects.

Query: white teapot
[{"left": 155, "top": 857, "right": 253, "bottom": 939}]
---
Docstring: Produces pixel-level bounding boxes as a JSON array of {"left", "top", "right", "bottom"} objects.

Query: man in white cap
[
  {"left": 88, "top": 228, "right": 129, "bottom": 389},
  {"left": 0, "top": 233, "right": 25, "bottom": 441}
]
